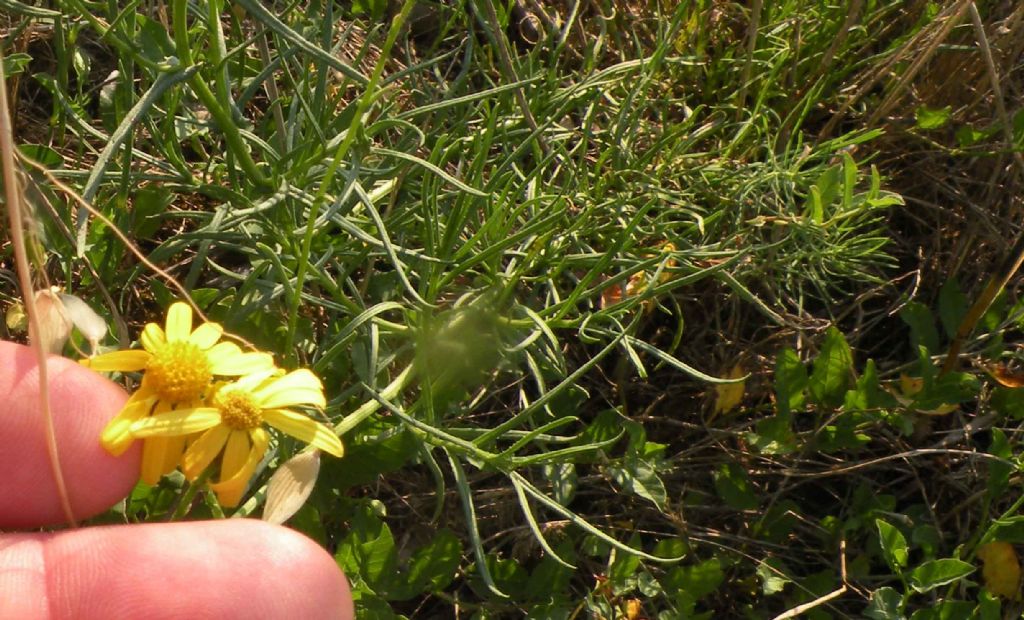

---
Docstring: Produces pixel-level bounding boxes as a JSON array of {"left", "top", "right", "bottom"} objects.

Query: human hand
[{"left": 0, "top": 341, "right": 354, "bottom": 619}]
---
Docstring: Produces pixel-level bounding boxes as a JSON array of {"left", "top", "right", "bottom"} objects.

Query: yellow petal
[
  {"left": 165, "top": 302, "right": 192, "bottom": 342},
  {"left": 183, "top": 425, "right": 231, "bottom": 479},
  {"left": 220, "top": 430, "right": 252, "bottom": 482},
  {"left": 210, "top": 428, "right": 269, "bottom": 507},
  {"left": 253, "top": 369, "right": 326, "bottom": 409},
  {"left": 263, "top": 409, "right": 344, "bottom": 457},
  {"left": 161, "top": 434, "right": 188, "bottom": 477},
  {"left": 83, "top": 349, "right": 152, "bottom": 372},
  {"left": 131, "top": 408, "right": 222, "bottom": 437},
  {"left": 209, "top": 349, "right": 275, "bottom": 376},
  {"left": 100, "top": 391, "right": 156, "bottom": 456},
  {"left": 140, "top": 323, "right": 166, "bottom": 353},
  {"left": 189, "top": 322, "right": 223, "bottom": 350},
  {"left": 233, "top": 369, "right": 280, "bottom": 392},
  {"left": 141, "top": 437, "right": 174, "bottom": 485}
]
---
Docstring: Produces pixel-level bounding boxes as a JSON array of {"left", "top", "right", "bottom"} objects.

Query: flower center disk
[
  {"left": 146, "top": 341, "right": 212, "bottom": 404},
  {"left": 218, "top": 390, "right": 263, "bottom": 430}
]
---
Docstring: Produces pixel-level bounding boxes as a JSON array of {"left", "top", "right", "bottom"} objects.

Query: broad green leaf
[
  {"left": 977, "top": 590, "right": 1001, "bottom": 620},
  {"left": 990, "top": 516, "right": 1024, "bottom": 544},
  {"left": 543, "top": 462, "right": 578, "bottom": 506},
  {"left": 2, "top": 52, "right": 31, "bottom": 77},
  {"left": 908, "top": 600, "right": 974, "bottom": 620},
  {"left": 19, "top": 144, "right": 62, "bottom": 167},
  {"left": 403, "top": 529, "right": 462, "bottom": 596},
  {"left": 756, "top": 558, "right": 790, "bottom": 595},
  {"left": 938, "top": 279, "right": 968, "bottom": 339},
  {"left": 864, "top": 586, "right": 904, "bottom": 620},
  {"left": 911, "top": 371, "right": 979, "bottom": 411},
  {"left": 775, "top": 348, "right": 808, "bottom": 415},
  {"left": 334, "top": 506, "right": 398, "bottom": 591},
  {"left": 609, "top": 538, "right": 643, "bottom": 586},
  {"left": 876, "top": 519, "right": 909, "bottom": 570},
  {"left": 915, "top": 105, "right": 951, "bottom": 130},
  {"left": 608, "top": 453, "right": 667, "bottom": 510},
  {"left": 661, "top": 557, "right": 724, "bottom": 614},
  {"left": 747, "top": 411, "right": 797, "bottom": 455},
  {"left": 899, "top": 302, "right": 940, "bottom": 354},
  {"left": 990, "top": 387, "right": 1024, "bottom": 419},
  {"left": 809, "top": 328, "right": 853, "bottom": 407},
  {"left": 814, "top": 164, "right": 842, "bottom": 210},
  {"left": 909, "top": 558, "right": 975, "bottom": 593},
  {"left": 988, "top": 428, "right": 1012, "bottom": 497},
  {"left": 713, "top": 462, "right": 758, "bottom": 510},
  {"left": 653, "top": 538, "right": 689, "bottom": 559}
]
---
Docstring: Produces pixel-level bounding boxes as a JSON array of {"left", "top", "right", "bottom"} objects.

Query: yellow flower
[
  {"left": 129, "top": 369, "right": 344, "bottom": 507},
  {"left": 83, "top": 302, "right": 274, "bottom": 458}
]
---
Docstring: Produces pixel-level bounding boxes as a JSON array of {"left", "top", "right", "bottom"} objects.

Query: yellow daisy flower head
[
  {"left": 82, "top": 302, "right": 274, "bottom": 456},
  {"left": 130, "top": 368, "right": 344, "bottom": 507}
]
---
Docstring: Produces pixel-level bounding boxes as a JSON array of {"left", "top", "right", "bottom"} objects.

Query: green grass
[{"left": 6, "top": 0, "right": 1024, "bottom": 617}]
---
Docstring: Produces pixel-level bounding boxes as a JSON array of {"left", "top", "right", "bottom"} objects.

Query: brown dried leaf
[
  {"left": 984, "top": 364, "right": 1024, "bottom": 389},
  {"left": 29, "top": 288, "right": 72, "bottom": 354},
  {"left": 262, "top": 450, "right": 321, "bottom": 525}
]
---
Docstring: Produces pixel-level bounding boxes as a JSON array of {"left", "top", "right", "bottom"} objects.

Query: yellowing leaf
[
  {"left": 900, "top": 373, "right": 923, "bottom": 396},
  {"left": 978, "top": 541, "right": 1022, "bottom": 600},
  {"left": 713, "top": 364, "right": 746, "bottom": 416},
  {"left": 887, "top": 374, "right": 958, "bottom": 416},
  {"left": 5, "top": 302, "right": 26, "bottom": 332},
  {"left": 624, "top": 598, "right": 643, "bottom": 620}
]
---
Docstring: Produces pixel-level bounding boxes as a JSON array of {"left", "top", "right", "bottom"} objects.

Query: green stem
[
  {"left": 172, "top": 0, "right": 269, "bottom": 187},
  {"left": 335, "top": 363, "right": 415, "bottom": 436},
  {"left": 284, "top": 0, "right": 418, "bottom": 360},
  {"left": 169, "top": 469, "right": 213, "bottom": 521}
]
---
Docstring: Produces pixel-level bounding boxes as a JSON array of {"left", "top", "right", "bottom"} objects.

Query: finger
[
  {"left": 0, "top": 520, "right": 353, "bottom": 619},
  {"left": 0, "top": 341, "right": 140, "bottom": 527}
]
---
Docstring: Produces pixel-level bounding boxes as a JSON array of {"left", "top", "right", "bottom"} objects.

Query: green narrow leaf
[
  {"left": 809, "top": 327, "right": 853, "bottom": 407},
  {"left": 842, "top": 152, "right": 856, "bottom": 211},
  {"left": 233, "top": 0, "right": 369, "bottom": 84},
  {"left": 909, "top": 558, "right": 975, "bottom": 593}
]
